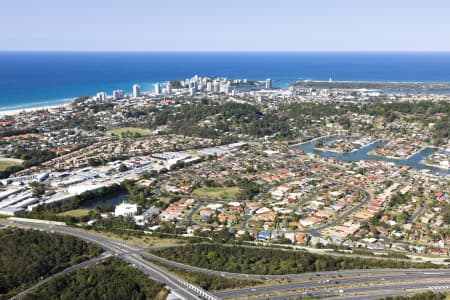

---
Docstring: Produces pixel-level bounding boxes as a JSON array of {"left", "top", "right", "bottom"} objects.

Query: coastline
[
  {"left": 419, "top": 146, "right": 449, "bottom": 170},
  {"left": 367, "top": 146, "right": 432, "bottom": 161},
  {"left": 289, "top": 135, "right": 337, "bottom": 147},
  {"left": 0, "top": 101, "right": 72, "bottom": 116},
  {"left": 420, "top": 159, "right": 450, "bottom": 170},
  {"left": 314, "top": 139, "right": 380, "bottom": 154},
  {"left": 1, "top": 52, "right": 450, "bottom": 116}
]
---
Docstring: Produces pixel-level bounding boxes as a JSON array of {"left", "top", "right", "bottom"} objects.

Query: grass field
[
  {"left": 155, "top": 197, "right": 172, "bottom": 204},
  {"left": 99, "top": 231, "right": 184, "bottom": 248},
  {"left": 0, "top": 160, "right": 21, "bottom": 171},
  {"left": 106, "top": 127, "right": 151, "bottom": 137},
  {"left": 193, "top": 186, "right": 241, "bottom": 200},
  {"left": 57, "top": 209, "right": 91, "bottom": 218}
]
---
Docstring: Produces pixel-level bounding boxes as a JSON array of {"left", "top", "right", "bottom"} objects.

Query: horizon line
[{"left": 1, "top": 50, "right": 450, "bottom": 53}]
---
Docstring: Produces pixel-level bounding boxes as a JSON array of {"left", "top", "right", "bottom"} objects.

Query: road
[
  {"left": 306, "top": 189, "right": 371, "bottom": 238},
  {"left": 215, "top": 270, "right": 450, "bottom": 298},
  {"left": 11, "top": 254, "right": 110, "bottom": 300},
  {"left": 187, "top": 199, "right": 206, "bottom": 225},
  {"left": 3, "top": 218, "right": 450, "bottom": 300},
  {"left": 1, "top": 219, "right": 218, "bottom": 300},
  {"left": 143, "top": 243, "right": 435, "bottom": 280},
  {"left": 408, "top": 201, "right": 428, "bottom": 223},
  {"left": 252, "top": 282, "right": 450, "bottom": 300}
]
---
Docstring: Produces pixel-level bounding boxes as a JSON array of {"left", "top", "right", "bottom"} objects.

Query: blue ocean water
[{"left": 0, "top": 51, "right": 450, "bottom": 110}]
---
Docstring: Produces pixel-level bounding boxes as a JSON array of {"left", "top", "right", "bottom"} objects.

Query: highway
[
  {"left": 142, "top": 246, "right": 439, "bottom": 279},
  {"left": 1, "top": 219, "right": 218, "bottom": 300},
  {"left": 215, "top": 271, "right": 450, "bottom": 298},
  {"left": 3, "top": 218, "right": 450, "bottom": 300},
  {"left": 252, "top": 282, "right": 450, "bottom": 300}
]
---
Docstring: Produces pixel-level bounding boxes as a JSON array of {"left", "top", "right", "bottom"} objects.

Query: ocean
[{"left": 1, "top": 51, "right": 450, "bottom": 111}]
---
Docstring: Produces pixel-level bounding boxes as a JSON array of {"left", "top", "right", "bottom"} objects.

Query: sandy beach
[{"left": 0, "top": 102, "right": 72, "bottom": 116}]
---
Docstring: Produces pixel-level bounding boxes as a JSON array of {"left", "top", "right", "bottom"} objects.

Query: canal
[{"left": 292, "top": 137, "right": 450, "bottom": 176}]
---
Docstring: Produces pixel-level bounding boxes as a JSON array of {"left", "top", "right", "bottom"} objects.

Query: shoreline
[
  {"left": 367, "top": 146, "right": 433, "bottom": 161},
  {"left": 314, "top": 139, "right": 380, "bottom": 154},
  {"left": 290, "top": 135, "right": 338, "bottom": 147},
  {"left": 0, "top": 101, "right": 73, "bottom": 116},
  {"left": 420, "top": 159, "right": 450, "bottom": 170},
  {"left": 1, "top": 75, "right": 450, "bottom": 116},
  {"left": 419, "top": 146, "right": 450, "bottom": 170}
]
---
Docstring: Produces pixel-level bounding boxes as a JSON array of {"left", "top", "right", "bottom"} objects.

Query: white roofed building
[{"left": 115, "top": 202, "right": 139, "bottom": 217}]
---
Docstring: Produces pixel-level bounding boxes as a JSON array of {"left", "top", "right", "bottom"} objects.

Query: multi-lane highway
[
  {"left": 3, "top": 218, "right": 450, "bottom": 300},
  {"left": 250, "top": 282, "right": 450, "bottom": 300},
  {"left": 215, "top": 270, "right": 450, "bottom": 299},
  {"left": 1, "top": 219, "right": 218, "bottom": 300}
]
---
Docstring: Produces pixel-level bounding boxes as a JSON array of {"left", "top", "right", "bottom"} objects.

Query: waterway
[
  {"left": 80, "top": 192, "right": 129, "bottom": 209},
  {"left": 292, "top": 137, "right": 450, "bottom": 176}
]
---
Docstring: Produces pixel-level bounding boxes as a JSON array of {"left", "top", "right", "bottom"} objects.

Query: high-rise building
[
  {"left": 112, "top": 90, "right": 124, "bottom": 100},
  {"left": 265, "top": 78, "right": 272, "bottom": 89},
  {"left": 96, "top": 92, "right": 107, "bottom": 101},
  {"left": 165, "top": 82, "right": 172, "bottom": 95},
  {"left": 154, "top": 83, "right": 161, "bottom": 95},
  {"left": 132, "top": 84, "right": 141, "bottom": 98},
  {"left": 212, "top": 81, "right": 220, "bottom": 93},
  {"left": 220, "top": 82, "right": 230, "bottom": 94},
  {"left": 206, "top": 82, "right": 212, "bottom": 92}
]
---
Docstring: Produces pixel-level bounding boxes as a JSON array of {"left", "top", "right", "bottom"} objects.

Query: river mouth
[{"left": 292, "top": 137, "right": 450, "bottom": 176}]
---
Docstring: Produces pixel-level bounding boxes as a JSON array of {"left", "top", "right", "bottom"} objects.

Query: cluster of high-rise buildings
[
  {"left": 177, "top": 75, "right": 233, "bottom": 96},
  {"left": 95, "top": 89, "right": 126, "bottom": 101},
  {"left": 92, "top": 82, "right": 173, "bottom": 101},
  {"left": 175, "top": 75, "right": 273, "bottom": 96},
  {"left": 91, "top": 75, "right": 273, "bottom": 101},
  {"left": 153, "top": 82, "right": 172, "bottom": 95}
]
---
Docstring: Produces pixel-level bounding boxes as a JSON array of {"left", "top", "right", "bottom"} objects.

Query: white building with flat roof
[{"left": 115, "top": 202, "right": 139, "bottom": 217}]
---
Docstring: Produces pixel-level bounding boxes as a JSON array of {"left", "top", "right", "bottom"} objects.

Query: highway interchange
[
  {"left": 1, "top": 218, "right": 450, "bottom": 300},
  {"left": 1, "top": 219, "right": 218, "bottom": 300}
]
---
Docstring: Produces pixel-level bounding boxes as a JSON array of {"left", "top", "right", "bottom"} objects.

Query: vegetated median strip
[
  {"left": 141, "top": 251, "right": 413, "bottom": 281},
  {"left": 149, "top": 244, "right": 441, "bottom": 277},
  {"left": 144, "top": 256, "right": 264, "bottom": 292}
]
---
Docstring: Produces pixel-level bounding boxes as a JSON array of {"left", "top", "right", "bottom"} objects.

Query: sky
[{"left": 0, "top": 0, "right": 449, "bottom": 51}]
